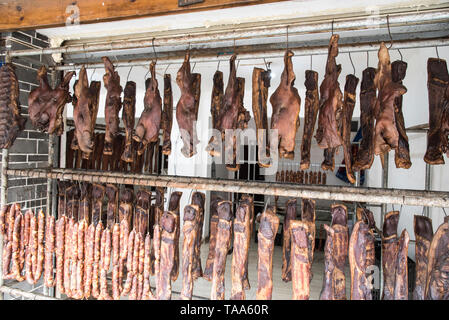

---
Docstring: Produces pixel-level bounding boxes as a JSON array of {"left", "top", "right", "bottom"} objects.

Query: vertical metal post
[
  {"left": 424, "top": 163, "right": 431, "bottom": 217},
  {"left": 379, "top": 152, "right": 389, "bottom": 298}
]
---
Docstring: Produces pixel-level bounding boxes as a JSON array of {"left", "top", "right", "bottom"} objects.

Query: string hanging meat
[
  {"left": 121, "top": 81, "right": 136, "bottom": 162},
  {"left": 162, "top": 74, "right": 173, "bottom": 155}
]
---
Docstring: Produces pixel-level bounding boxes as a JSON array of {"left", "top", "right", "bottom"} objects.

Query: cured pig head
[
  {"left": 28, "top": 66, "right": 75, "bottom": 135},
  {"left": 133, "top": 61, "right": 162, "bottom": 155}
]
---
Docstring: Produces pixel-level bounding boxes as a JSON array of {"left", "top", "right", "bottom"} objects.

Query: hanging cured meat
[
  {"left": 102, "top": 57, "right": 123, "bottom": 155},
  {"left": 211, "top": 201, "right": 233, "bottom": 300},
  {"left": 353, "top": 67, "right": 377, "bottom": 171},
  {"left": 256, "top": 205, "right": 279, "bottom": 300},
  {"left": 424, "top": 58, "right": 449, "bottom": 164},
  {"left": 373, "top": 43, "right": 407, "bottom": 165},
  {"left": 270, "top": 50, "right": 301, "bottom": 159},
  {"left": 91, "top": 184, "right": 105, "bottom": 226},
  {"left": 43, "top": 213, "right": 56, "bottom": 287},
  {"left": 133, "top": 61, "right": 162, "bottom": 156},
  {"left": 315, "top": 35, "right": 343, "bottom": 153},
  {"left": 349, "top": 220, "right": 372, "bottom": 300},
  {"left": 176, "top": 52, "right": 200, "bottom": 157},
  {"left": 158, "top": 211, "right": 177, "bottom": 300},
  {"left": 55, "top": 214, "right": 66, "bottom": 294},
  {"left": 252, "top": 67, "right": 271, "bottom": 167},
  {"left": 381, "top": 210, "right": 399, "bottom": 300},
  {"left": 391, "top": 60, "right": 411, "bottom": 168},
  {"left": 166, "top": 191, "right": 182, "bottom": 282},
  {"left": 394, "top": 229, "right": 410, "bottom": 300},
  {"left": 282, "top": 199, "right": 297, "bottom": 282},
  {"left": 301, "top": 199, "right": 316, "bottom": 271},
  {"left": 203, "top": 196, "right": 222, "bottom": 281},
  {"left": 300, "top": 70, "right": 319, "bottom": 170},
  {"left": 28, "top": 66, "right": 74, "bottom": 135},
  {"left": 105, "top": 184, "right": 119, "bottom": 230},
  {"left": 162, "top": 74, "right": 173, "bottom": 155},
  {"left": 356, "top": 207, "right": 377, "bottom": 279},
  {"left": 342, "top": 74, "right": 359, "bottom": 184},
  {"left": 119, "top": 186, "right": 133, "bottom": 227},
  {"left": 207, "top": 70, "right": 224, "bottom": 157},
  {"left": 191, "top": 191, "right": 205, "bottom": 280},
  {"left": 0, "top": 63, "right": 26, "bottom": 149},
  {"left": 181, "top": 205, "right": 199, "bottom": 300},
  {"left": 320, "top": 204, "right": 348, "bottom": 300},
  {"left": 413, "top": 215, "right": 433, "bottom": 300},
  {"left": 425, "top": 219, "right": 449, "bottom": 300},
  {"left": 290, "top": 220, "right": 311, "bottom": 300},
  {"left": 231, "top": 201, "right": 251, "bottom": 300},
  {"left": 78, "top": 182, "right": 91, "bottom": 223},
  {"left": 239, "top": 194, "right": 254, "bottom": 290},
  {"left": 135, "top": 189, "right": 151, "bottom": 238},
  {"left": 121, "top": 81, "right": 136, "bottom": 162}
]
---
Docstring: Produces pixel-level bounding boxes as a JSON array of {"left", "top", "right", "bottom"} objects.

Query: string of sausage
[
  {"left": 91, "top": 220, "right": 103, "bottom": 298},
  {"left": 118, "top": 218, "right": 129, "bottom": 296},
  {"left": 4, "top": 204, "right": 16, "bottom": 280},
  {"left": 111, "top": 223, "right": 121, "bottom": 300},
  {"left": 129, "top": 230, "right": 140, "bottom": 300},
  {"left": 63, "top": 217, "right": 73, "bottom": 297},
  {"left": 32, "top": 209, "right": 45, "bottom": 283},
  {"left": 142, "top": 232, "right": 155, "bottom": 300},
  {"left": 98, "top": 226, "right": 112, "bottom": 300},
  {"left": 55, "top": 214, "right": 66, "bottom": 294},
  {"left": 69, "top": 220, "right": 78, "bottom": 295},
  {"left": 83, "top": 221, "right": 95, "bottom": 298},
  {"left": 44, "top": 213, "right": 55, "bottom": 287},
  {"left": 121, "top": 228, "right": 135, "bottom": 296},
  {"left": 73, "top": 219, "right": 86, "bottom": 299},
  {"left": 12, "top": 212, "right": 25, "bottom": 281},
  {"left": 26, "top": 211, "right": 38, "bottom": 284}
]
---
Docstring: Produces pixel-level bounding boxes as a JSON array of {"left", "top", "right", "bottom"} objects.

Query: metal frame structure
[{"left": 0, "top": 7, "right": 448, "bottom": 300}]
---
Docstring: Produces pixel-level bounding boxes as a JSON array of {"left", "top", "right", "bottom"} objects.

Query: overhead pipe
[{"left": 1, "top": 10, "right": 449, "bottom": 59}]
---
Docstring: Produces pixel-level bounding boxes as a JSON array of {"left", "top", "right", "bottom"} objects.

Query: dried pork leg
[
  {"left": 191, "top": 191, "right": 205, "bottom": 280},
  {"left": 91, "top": 184, "right": 105, "bottom": 226},
  {"left": 413, "top": 215, "right": 433, "bottom": 300},
  {"left": 425, "top": 220, "right": 449, "bottom": 300},
  {"left": 373, "top": 43, "right": 407, "bottom": 159},
  {"left": 270, "top": 50, "right": 301, "bottom": 159},
  {"left": 290, "top": 220, "right": 310, "bottom": 300},
  {"left": 320, "top": 204, "right": 348, "bottom": 300},
  {"left": 316, "top": 35, "right": 344, "bottom": 150},
  {"left": 349, "top": 220, "right": 371, "bottom": 300},
  {"left": 252, "top": 67, "right": 272, "bottom": 167},
  {"left": 176, "top": 53, "right": 199, "bottom": 157},
  {"left": 28, "top": 66, "right": 74, "bottom": 135},
  {"left": 133, "top": 61, "right": 162, "bottom": 155},
  {"left": 300, "top": 70, "right": 319, "bottom": 170},
  {"left": 282, "top": 199, "right": 297, "bottom": 282},
  {"left": 158, "top": 211, "right": 177, "bottom": 300},
  {"left": 211, "top": 201, "right": 233, "bottom": 300},
  {"left": 230, "top": 202, "right": 250, "bottom": 300},
  {"left": 181, "top": 205, "right": 199, "bottom": 300},
  {"left": 0, "top": 63, "right": 26, "bottom": 149},
  {"left": 424, "top": 58, "right": 449, "bottom": 164},
  {"left": 394, "top": 229, "right": 410, "bottom": 300},
  {"left": 203, "top": 196, "right": 221, "bottom": 281},
  {"left": 168, "top": 191, "right": 182, "bottom": 282},
  {"left": 381, "top": 210, "right": 399, "bottom": 300},
  {"left": 121, "top": 81, "right": 136, "bottom": 162},
  {"left": 256, "top": 205, "right": 279, "bottom": 300},
  {"left": 162, "top": 74, "right": 173, "bottom": 155},
  {"left": 342, "top": 74, "right": 359, "bottom": 184},
  {"left": 391, "top": 60, "right": 411, "bottom": 169}
]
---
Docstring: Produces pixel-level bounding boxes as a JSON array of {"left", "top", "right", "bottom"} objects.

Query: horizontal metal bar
[
  {"left": 2, "top": 10, "right": 448, "bottom": 59},
  {"left": 6, "top": 168, "right": 449, "bottom": 208},
  {"left": 51, "top": 38, "right": 449, "bottom": 71},
  {"left": 0, "top": 286, "right": 57, "bottom": 300}
]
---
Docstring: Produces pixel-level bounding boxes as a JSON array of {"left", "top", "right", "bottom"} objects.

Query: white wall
[{"left": 65, "top": 44, "right": 449, "bottom": 254}]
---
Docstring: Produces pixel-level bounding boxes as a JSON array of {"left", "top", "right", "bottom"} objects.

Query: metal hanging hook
[
  {"left": 263, "top": 58, "right": 268, "bottom": 71},
  {"left": 236, "top": 59, "right": 240, "bottom": 72},
  {"left": 152, "top": 38, "right": 158, "bottom": 63},
  {"left": 367, "top": 51, "right": 369, "bottom": 67},
  {"left": 126, "top": 66, "right": 133, "bottom": 82},
  {"left": 386, "top": 15, "right": 394, "bottom": 49},
  {"left": 310, "top": 54, "right": 313, "bottom": 70},
  {"left": 397, "top": 48, "right": 403, "bottom": 61},
  {"left": 192, "top": 62, "right": 197, "bottom": 73},
  {"left": 90, "top": 68, "right": 96, "bottom": 82},
  {"left": 286, "top": 25, "right": 289, "bottom": 50},
  {"left": 443, "top": 207, "right": 447, "bottom": 217},
  {"left": 217, "top": 60, "right": 220, "bottom": 71},
  {"left": 331, "top": 19, "right": 334, "bottom": 36},
  {"left": 164, "top": 63, "right": 171, "bottom": 75},
  {"left": 348, "top": 51, "right": 355, "bottom": 75},
  {"left": 436, "top": 46, "right": 440, "bottom": 60}
]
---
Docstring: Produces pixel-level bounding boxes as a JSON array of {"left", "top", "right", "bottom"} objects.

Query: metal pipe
[
  {"left": 2, "top": 10, "right": 448, "bottom": 59},
  {"left": 0, "top": 286, "right": 58, "bottom": 300},
  {"left": 6, "top": 167, "right": 449, "bottom": 208},
  {"left": 51, "top": 38, "right": 449, "bottom": 71}
]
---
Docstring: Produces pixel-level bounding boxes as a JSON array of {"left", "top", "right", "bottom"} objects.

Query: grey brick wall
[{"left": 1, "top": 31, "right": 53, "bottom": 211}]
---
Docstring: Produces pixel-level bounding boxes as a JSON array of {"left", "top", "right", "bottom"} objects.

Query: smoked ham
[
  {"left": 381, "top": 210, "right": 399, "bottom": 300},
  {"left": 282, "top": 199, "right": 297, "bottom": 282},
  {"left": 121, "top": 81, "right": 136, "bottom": 162},
  {"left": 28, "top": 66, "right": 75, "bottom": 135},
  {"left": 270, "top": 50, "right": 301, "bottom": 159},
  {"left": 413, "top": 215, "right": 433, "bottom": 300},
  {"left": 180, "top": 205, "right": 199, "bottom": 300},
  {"left": 158, "top": 211, "right": 177, "bottom": 300},
  {"left": 349, "top": 220, "right": 372, "bottom": 300},
  {"left": 394, "top": 229, "right": 410, "bottom": 300},
  {"left": 290, "top": 220, "right": 311, "bottom": 300}
]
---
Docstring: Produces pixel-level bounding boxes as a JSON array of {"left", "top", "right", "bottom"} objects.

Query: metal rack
[{"left": 1, "top": 8, "right": 449, "bottom": 300}]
